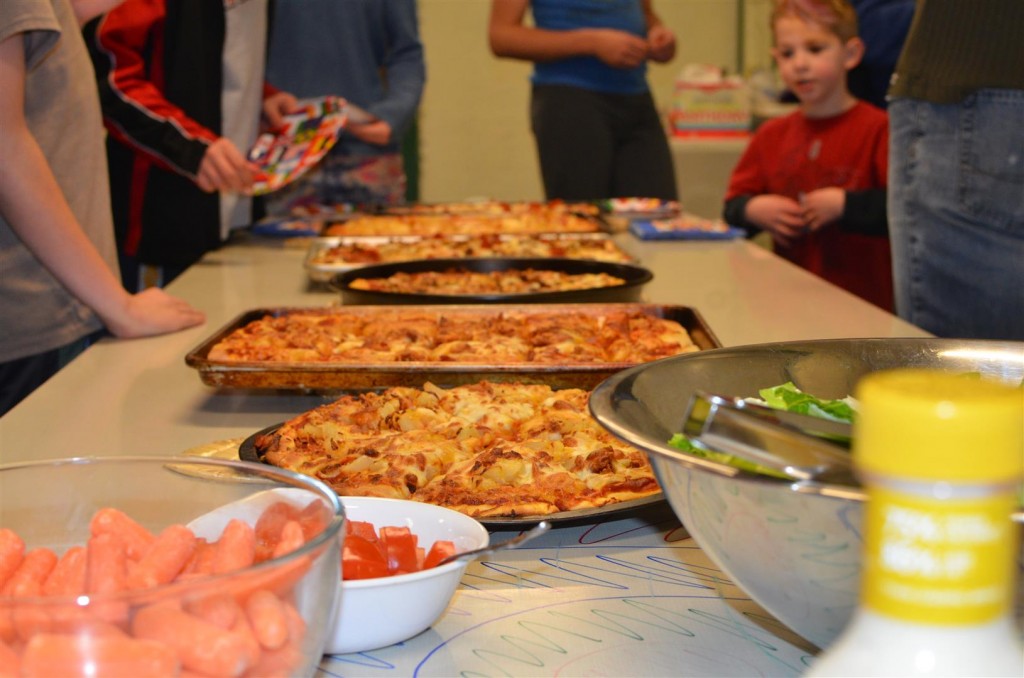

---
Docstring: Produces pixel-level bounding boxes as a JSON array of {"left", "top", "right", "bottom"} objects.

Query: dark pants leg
[
  {"left": 0, "top": 332, "right": 102, "bottom": 417},
  {"left": 530, "top": 84, "right": 677, "bottom": 201},
  {"left": 0, "top": 348, "right": 61, "bottom": 417}
]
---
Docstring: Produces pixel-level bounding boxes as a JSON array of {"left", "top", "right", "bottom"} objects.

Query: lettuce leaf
[{"left": 757, "top": 381, "right": 856, "bottom": 422}]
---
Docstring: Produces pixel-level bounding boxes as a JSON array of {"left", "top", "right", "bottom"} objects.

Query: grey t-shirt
[{"left": 0, "top": 0, "right": 118, "bottom": 361}]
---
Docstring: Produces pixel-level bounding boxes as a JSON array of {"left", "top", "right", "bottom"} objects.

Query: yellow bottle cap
[{"left": 854, "top": 369, "right": 1023, "bottom": 483}]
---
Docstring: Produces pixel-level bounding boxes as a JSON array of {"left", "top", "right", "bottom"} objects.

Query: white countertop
[
  {"left": 0, "top": 232, "right": 928, "bottom": 675},
  {"left": 0, "top": 234, "right": 923, "bottom": 462}
]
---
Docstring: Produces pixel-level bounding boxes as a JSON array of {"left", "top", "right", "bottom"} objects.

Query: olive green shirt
[{"left": 889, "top": 0, "right": 1024, "bottom": 103}]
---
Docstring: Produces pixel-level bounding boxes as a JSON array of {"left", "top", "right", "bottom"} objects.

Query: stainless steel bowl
[{"left": 589, "top": 338, "right": 1024, "bottom": 649}]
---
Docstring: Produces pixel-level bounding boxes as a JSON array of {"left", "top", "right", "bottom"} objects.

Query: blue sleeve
[
  {"left": 365, "top": 0, "right": 425, "bottom": 140},
  {"left": 851, "top": 0, "right": 916, "bottom": 68}
]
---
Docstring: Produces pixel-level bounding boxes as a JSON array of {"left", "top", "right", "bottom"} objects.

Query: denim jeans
[{"left": 888, "top": 91, "right": 1024, "bottom": 340}]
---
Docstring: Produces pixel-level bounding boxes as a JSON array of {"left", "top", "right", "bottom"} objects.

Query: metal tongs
[{"left": 682, "top": 391, "right": 856, "bottom": 485}]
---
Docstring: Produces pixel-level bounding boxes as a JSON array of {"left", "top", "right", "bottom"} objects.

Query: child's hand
[
  {"left": 197, "top": 138, "right": 254, "bottom": 194},
  {"left": 745, "top": 194, "right": 806, "bottom": 246},
  {"left": 590, "top": 29, "right": 650, "bottom": 69},
  {"left": 262, "top": 91, "right": 300, "bottom": 131},
  {"left": 800, "top": 188, "right": 844, "bottom": 232},
  {"left": 347, "top": 120, "right": 392, "bottom": 146},
  {"left": 103, "top": 288, "right": 205, "bottom": 339},
  {"left": 647, "top": 25, "right": 676, "bottom": 63}
]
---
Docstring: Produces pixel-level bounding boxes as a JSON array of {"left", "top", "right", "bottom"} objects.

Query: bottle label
[{"left": 863, "top": 487, "right": 1018, "bottom": 624}]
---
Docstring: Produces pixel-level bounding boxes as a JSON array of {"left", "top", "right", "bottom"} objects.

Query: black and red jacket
[{"left": 85, "top": 1, "right": 273, "bottom": 269}]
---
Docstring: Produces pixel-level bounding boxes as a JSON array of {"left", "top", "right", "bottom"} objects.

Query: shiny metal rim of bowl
[{"left": 588, "top": 337, "right": 1024, "bottom": 514}]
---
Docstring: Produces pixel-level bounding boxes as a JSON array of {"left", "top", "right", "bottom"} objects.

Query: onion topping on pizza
[
  {"left": 309, "top": 233, "right": 633, "bottom": 265},
  {"left": 254, "top": 381, "right": 661, "bottom": 518},
  {"left": 348, "top": 268, "right": 626, "bottom": 295},
  {"left": 207, "top": 308, "right": 698, "bottom": 364}
]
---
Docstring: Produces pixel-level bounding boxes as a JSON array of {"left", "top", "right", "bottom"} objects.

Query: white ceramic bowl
[{"left": 326, "top": 496, "right": 489, "bottom": 655}]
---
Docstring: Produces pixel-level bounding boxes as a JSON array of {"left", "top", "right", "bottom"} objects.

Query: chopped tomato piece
[
  {"left": 423, "top": 540, "right": 457, "bottom": 569},
  {"left": 342, "top": 535, "right": 388, "bottom": 580},
  {"left": 345, "top": 520, "right": 379, "bottom": 542},
  {"left": 379, "top": 526, "right": 419, "bottom": 574},
  {"left": 341, "top": 522, "right": 462, "bottom": 579}
]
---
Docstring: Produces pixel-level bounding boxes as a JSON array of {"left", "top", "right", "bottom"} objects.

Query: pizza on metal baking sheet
[
  {"left": 322, "top": 212, "right": 601, "bottom": 237},
  {"left": 207, "top": 307, "right": 698, "bottom": 365},
  {"left": 347, "top": 268, "right": 626, "bottom": 296},
  {"left": 253, "top": 381, "right": 661, "bottom": 518},
  {"left": 308, "top": 233, "right": 633, "bottom": 266}
]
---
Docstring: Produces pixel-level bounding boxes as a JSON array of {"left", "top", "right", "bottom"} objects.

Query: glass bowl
[{"left": 0, "top": 456, "right": 344, "bottom": 677}]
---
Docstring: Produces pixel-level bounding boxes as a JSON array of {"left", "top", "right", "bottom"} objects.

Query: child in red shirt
[{"left": 723, "top": 0, "right": 892, "bottom": 311}]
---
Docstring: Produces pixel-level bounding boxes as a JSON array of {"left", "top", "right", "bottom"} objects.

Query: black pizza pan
[
  {"left": 328, "top": 257, "right": 653, "bottom": 305},
  {"left": 238, "top": 424, "right": 666, "bottom": 528}
]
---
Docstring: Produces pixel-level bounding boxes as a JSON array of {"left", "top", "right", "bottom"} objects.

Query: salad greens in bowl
[{"left": 589, "top": 338, "right": 1024, "bottom": 649}]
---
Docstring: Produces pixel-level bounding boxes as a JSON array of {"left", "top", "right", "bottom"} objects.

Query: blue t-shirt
[{"left": 530, "top": 0, "right": 649, "bottom": 95}]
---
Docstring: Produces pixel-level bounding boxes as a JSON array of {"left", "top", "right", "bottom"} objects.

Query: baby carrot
[
  {"left": 229, "top": 610, "right": 262, "bottom": 669},
  {"left": 0, "top": 528, "right": 25, "bottom": 592},
  {"left": 20, "top": 633, "right": 179, "bottom": 678},
  {"left": 6, "top": 548, "right": 58, "bottom": 642},
  {"left": 85, "top": 533, "right": 127, "bottom": 596},
  {"left": 85, "top": 532, "right": 130, "bottom": 626},
  {"left": 0, "top": 638, "right": 20, "bottom": 677},
  {"left": 185, "top": 593, "right": 241, "bottom": 630},
  {"left": 126, "top": 524, "right": 197, "bottom": 590},
  {"left": 4, "top": 547, "right": 57, "bottom": 598},
  {"left": 244, "top": 590, "right": 288, "bottom": 650},
  {"left": 271, "top": 520, "right": 305, "bottom": 559},
  {"left": 132, "top": 601, "right": 254, "bottom": 677},
  {"left": 43, "top": 545, "right": 87, "bottom": 597},
  {"left": 179, "top": 538, "right": 216, "bottom": 578},
  {"left": 253, "top": 502, "right": 299, "bottom": 563},
  {"left": 243, "top": 602, "right": 307, "bottom": 677},
  {"left": 212, "top": 519, "right": 256, "bottom": 575},
  {"left": 89, "top": 508, "right": 155, "bottom": 561},
  {"left": 296, "top": 499, "right": 331, "bottom": 542}
]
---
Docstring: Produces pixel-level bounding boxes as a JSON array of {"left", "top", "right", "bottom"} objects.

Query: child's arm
[
  {"left": 84, "top": 2, "right": 254, "bottom": 194},
  {"left": 0, "top": 33, "right": 204, "bottom": 339},
  {"left": 489, "top": 0, "right": 650, "bottom": 69},
  {"left": 723, "top": 133, "right": 806, "bottom": 245},
  {"left": 801, "top": 187, "right": 888, "bottom": 236}
]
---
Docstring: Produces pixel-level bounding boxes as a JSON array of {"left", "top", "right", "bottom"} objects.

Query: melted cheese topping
[
  {"left": 208, "top": 308, "right": 699, "bottom": 365},
  {"left": 323, "top": 212, "right": 600, "bottom": 237},
  {"left": 310, "top": 233, "right": 631, "bottom": 265},
  {"left": 257, "top": 381, "right": 660, "bottom": 518}
]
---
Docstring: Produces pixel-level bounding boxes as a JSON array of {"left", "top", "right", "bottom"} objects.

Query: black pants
[
  {"left": 530, "top": 84, "right": 678, "bottom": 201},
  {"left": 0, "top": 333, "right": 98, "bottom": 417}
]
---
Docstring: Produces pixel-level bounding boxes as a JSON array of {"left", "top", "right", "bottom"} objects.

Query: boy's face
[{"left": 772, "top": 15, "right": 863, "bottom": 116}]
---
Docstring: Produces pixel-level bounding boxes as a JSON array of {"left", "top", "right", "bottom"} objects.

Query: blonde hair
[{"left": 771, "top": 0, "right": 859, "bottom": 43}]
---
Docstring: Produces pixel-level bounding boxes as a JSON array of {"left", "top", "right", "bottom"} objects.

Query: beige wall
[{"left": 417, "top": 0, "right": 766, "bottom": 203}]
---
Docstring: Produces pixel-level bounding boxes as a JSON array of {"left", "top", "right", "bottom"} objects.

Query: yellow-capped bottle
[{"left": 807, "top": 369, "right": 1023, "bottom": 677}]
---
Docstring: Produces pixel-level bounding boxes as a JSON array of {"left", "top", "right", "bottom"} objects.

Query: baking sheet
[
  {"left": 303, "top": 233, "right": 636, "bottom": 282},
  {"left": 184, "top": 303, "right": 721, "bottom": 392},
  {"left": 237, "top": 423, "right": 666, "bottom": 528},
  {"left": 330, "top": 257, "right": 653, "bottom": 305},
  {"left": 378, "top": 199, "right": 602, "bottom": 218},
  {"left": 321, "top": 212, "right": 607, "bottom": 238}
]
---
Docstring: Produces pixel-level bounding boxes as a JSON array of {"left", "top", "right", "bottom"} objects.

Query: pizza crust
[{"left": 256, "top": 381, "right": 660, "bottom": 518}]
